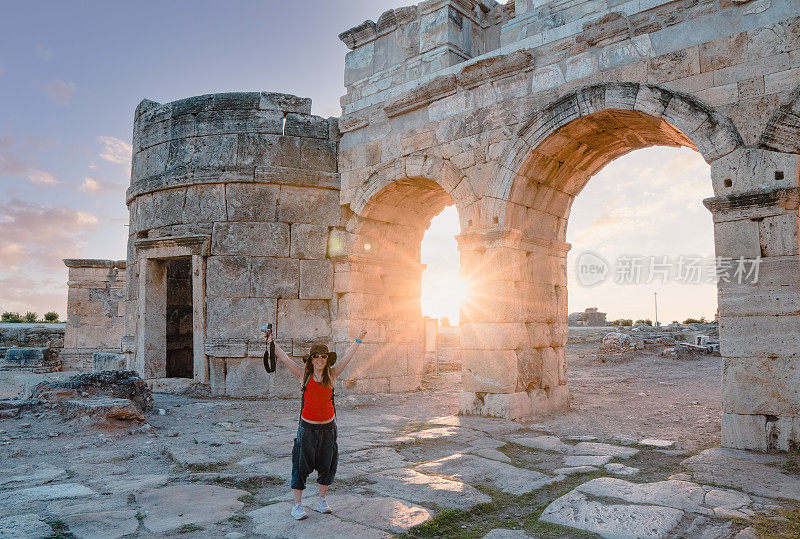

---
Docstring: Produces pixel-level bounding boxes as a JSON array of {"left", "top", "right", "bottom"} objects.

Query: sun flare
[{"left": 420, "top": 206, "right": 466, "bottom": 324}]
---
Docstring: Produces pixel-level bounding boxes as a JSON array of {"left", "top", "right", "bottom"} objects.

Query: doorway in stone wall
[{"left": 166, "top": 258, "right": 194, "bottom": 378}]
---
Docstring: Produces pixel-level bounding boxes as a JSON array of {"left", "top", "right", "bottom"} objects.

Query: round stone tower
[{"left": 123, "top": 92, "right": 339, "bottom": 397}]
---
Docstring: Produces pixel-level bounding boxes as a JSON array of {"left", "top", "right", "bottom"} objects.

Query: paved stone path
[{"left": 0, "top": 387, "right": 797, "bottom": 537}]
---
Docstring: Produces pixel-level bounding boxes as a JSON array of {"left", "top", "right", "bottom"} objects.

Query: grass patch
[
  {"left": 211, "top": 475, "right": 283, "bottom": 493},
  {"left": 44, "top": 517, "right": 71, "bottom": 539},
  {"left": 177, "top": 523, "right": 204, "bottom": 533},
  {"left": 752, "top": 504, "right": 800, "bottom": 538},
  {"left": 135, "top": 512, "right": 145, "bottom": 521},
  {"left": 781, "top": 449, "right": 800, "bottom": 476},
  {"left": 228, "top": 514, "right": 247, "bottom": 523},
  {"left": 238, "top": 493, "right": 256, "bottom": 504}
]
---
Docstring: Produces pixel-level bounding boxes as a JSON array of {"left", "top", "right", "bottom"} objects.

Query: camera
[{"left": 260, "top": 323, "right": 272, "bottom": 336}]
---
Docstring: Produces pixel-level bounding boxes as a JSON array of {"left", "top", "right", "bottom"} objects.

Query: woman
[{"left": 265, "top": 329, "right": 367, "bottom": 520}]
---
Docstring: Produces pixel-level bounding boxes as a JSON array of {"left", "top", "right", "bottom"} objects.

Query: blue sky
[{"left": 1, "top": 1, "right": 717, "bottom": 323}]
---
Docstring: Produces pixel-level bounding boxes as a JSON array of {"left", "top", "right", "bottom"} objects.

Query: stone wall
[
  {"left": 124, "top": 92, "right": 340, "bottom": 397},
  {"left": 61, "top": 259, "right": 126, "bottom": 372},
  {"left": 0, "top": 324, "right": 65, "bottom": 359}
]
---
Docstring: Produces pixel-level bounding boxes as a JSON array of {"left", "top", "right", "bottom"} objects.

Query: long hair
[{"left": 303, "top": 356, "right": 334, "bottom": 389}]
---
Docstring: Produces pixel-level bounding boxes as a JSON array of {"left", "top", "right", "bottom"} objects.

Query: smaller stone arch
[
  {"left": 759, "top": 84, "right": 800, "bottom": 154},
  {"left": 349, "top": 153, "right": 476, "bottom": 230},
  {"left": 489, "top": 83, "right": 744, "bottom": 205}
]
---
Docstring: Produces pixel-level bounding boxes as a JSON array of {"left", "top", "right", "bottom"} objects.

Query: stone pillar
[
  {"left": 705, "top": 148, "right": 800, "bottom": 451},
  {"left": 456, "top": 228, "right": 569, "bottom": 420},
  {"left": 137, "top": 258, "right": 167, "bottom": 379},
  {"left": 61, "top": 259, "right": 127, "bottom": 372}
]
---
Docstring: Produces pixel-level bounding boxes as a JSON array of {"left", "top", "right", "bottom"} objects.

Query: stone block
[
  {"left": 720, "top": 315, "right": 800, "bottom": 360},
  {"left": 277, "top": 299, "right": 331, "bottom": 339},
  {"left": 224, "top": 357, "right": 269, "bottom": 398},
  {"left": 460, "top": 323, "right": 529, "bottom": 350},
  {"left": 277, "top": 186, "right": 340, "bottom": 225},
  {"left": 92, "top": 352, "right": 125, "bottom": 372},
  {"left": 250, "top": 257, "right": 299, "bottom": 298},
  {"left": 290, "top": 224, "right": 329, "bottom": 259},
  {"left": 721, "top": 413, "right": 767, "bottom": 451},
  {"left": 389, "top": 374, "right": 422, "bottom": 393},
  {"left": 299, "top": 260, "right": 334, "bottom": 300},
  {"left": 699, "top": 32, "right": 747, "bottom": 72},
  {"left": 225, "top": 184, "right": 279, "bottom": 222},
  {"left": 352, "top": 377, "right": 390, "bottom": 394},
  {"left": 550, "top": 323, "right": 568, "bottom": 347},
  {"left": 211, "top": 222, "right": 289, "bottom": 257},
  {"left": 758, "top": 213, "right": 799, "bottom": 257},
  {"left": 205, "top": 338, "right": 248, "bottom": 358},
  {"left": 259, "top": 92, "right": 311, "bottom": 114},
  {"left": 284, "top": 113, "right": 329, "bottom": 139},
  {"left": 300, "top": 138, "right": 338, "bottom": 173},
  {"left": 206, "top": 298, "right": 277, "bottom": 340},
  {"left": 516, "top": 348, "right": 542, "bottom": 392},
  {"left": 722, "top": 355, "right": 800, "bottom": 415},
  {"left": 713, "top": 219, "right": 761, "bottom": 259},
  {"left": 205, "top": 256, "right": 250, "bottom": 298},
  {"left": 337, "top": 293, "right": 393, "bottom": 320},
  {"left": 540, "top": 347, "right": 558, "bottom": 390},
  {"left": 529, "top": 384, "right": 569, "bottom": 416},
  {"left": 342, "top": 344, "right": 408, "bottom": 379},
  {"left": 333, "top": 271, "right": 384, "bottom": 295},
  {"left": 459, "top": 390, "right": 532, "bottom": 420},
  {"left": 526, "top": 322, "right": 552, "bottom": 348},
  {"left": 461, "top": 350, "right": 518, "bottom": 393},
  {"left": 236, "top": 134, "right": 300, "bottom": 168}
]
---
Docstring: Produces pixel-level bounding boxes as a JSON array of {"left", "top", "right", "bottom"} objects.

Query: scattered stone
[
  {"left": 368, "top": 468, "right": 491, "bottom": 509},
  {"left": 510, "top": 436, "right": 638, "bottom": 458},
  {"left": 339, "top": 447, "right": 408, "bottom": 473},
  {"left": 612, "top": 435, "right": 638, "bottom": 446},
  {"left": 0, "top": 513, "right": 51, "bottom": 539},
  {"left": 669, "top": 472, "right": 692, "bottom": 481},
  {"left": 0, "top": 483, "right": 95, "bottom": 507},
  {"left": 47, "top": 495, "right": 129, "bottom": 516},
  {"left": 0, "top": 464, "right": 67, "bottom": 489},
  {"left": 32, "top": 371, "right": 153, "bottom": 413},
  {"left": 248, "top": 502, "right": 386, "bottom": 537},
  {"left": 639, "top": 438, "right": 677, "bottom": 448},
  {"left": 417, "top": 453, "right": 562, "bottom": 495},
  {"left": 552, "top": 466, "right": 598, "bottom": 475},
  {"left": 564, "top": 455, "right": 612, "bottom": 466},
  {"left": 573, "top": 442, "right": 639, "bottom": 458},
  {"left": 167, "top": 446, "right": 230, "bottom": 470},
  {"left": 604, "top": 463, "right": 639, "bottom": 476},
  {"left": 565, "top": 435, "right": 598, "bottom": 442},
  {"left": 682, "top": 448, "right": 800, "bottom": 501},
  {"left": 136, "top": 484, "right": 247, "bottom": 533},
  {"left": 469, "top": 447, "right": 512, "bottom": 463},
  {"left": 540, "top": 490, "right": 683, "bottom": 538},
  {"left": 100, "top": 475, "right": 170, "bottom": 494},
  {"left": 735, "top": 527, "right": 758, "bottom": 538},
  {"left": 59, "top": 397, "right": 145, "bottom": 423},
  {"left": 392, "top": 426, "right": 480, "bottom": 444},
  {"left": 62, "top": 510, "right": 139, "bottom": 539}
]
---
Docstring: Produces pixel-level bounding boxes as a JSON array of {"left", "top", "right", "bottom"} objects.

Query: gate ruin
[{"left": 63, "top": 0, "right": 800, "bottom": 451}]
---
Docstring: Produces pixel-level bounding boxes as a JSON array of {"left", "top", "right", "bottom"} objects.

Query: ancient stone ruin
[{"left": 61, "top": 0, "right": 800, "bottom": 451}]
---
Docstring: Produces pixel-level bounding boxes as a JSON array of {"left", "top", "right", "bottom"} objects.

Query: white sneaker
[
  {"left": 316, "top": 497, "right": 332, "bottom": 514},
  {"left": 291, "top": 502, "right": 308, "bottom": 520}
]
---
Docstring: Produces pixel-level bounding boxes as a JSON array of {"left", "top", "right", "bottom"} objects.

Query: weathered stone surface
[
  {"left": 250, "top": 257, "right": 299, "bottom": 298},
  {"left": 367, "top": 468, "right": 491, "bottom": 509},
  {"left": 0, "top": 465, "right": 68, "bottom": 489},
  {"left": 59, "top": 397, "right": 145, "bottom": 422},
  {"left": 137, "top": 484, "right": 247, "bottom": 533},
  {"left": 338, "top": 447, "right": 409, "bottom": 473},
  {"left": 248, "top": 501, "right": 387, "bottom": 537},
  {"left": 299, "top": 260, "right": 334, "bottom": 299},
  {"left": 682, "top": 448, "right": 800, "bottom": 501},
  {"left": 277, "top": 299, "right": 331, "bottom": 339},
  {"left": 318, "top": 493, "right": 432, "bottom": 533},
  {"left": 0, "top": 483, "right": 96, "bottom": 507},
  {"left": 290, "top": 224, "right": 329, "bottom": 260},
  {"left": 418, "top": 453, "right": 561, "bottom": 495},
  {"left": 62, "top": 510, "right": 139, "bottom": 539},
  {"left": 32, "top": 370, "right": 153, "bottom": 412},
  {"left": 211, "top": 222, "right": 290, "bottom": 257},
  {"left": 564, "top": 455, "right": 612, "bottom": 466},
  {"left": 0, "top": 514, "right": 52, "bottom": 539},
  {"left": 540, "top": 490, "right": 684, "bottom": 538}
]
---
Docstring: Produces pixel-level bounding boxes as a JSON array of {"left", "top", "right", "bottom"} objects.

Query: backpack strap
[{"left": 263, "top": 341, "right": 276, "bottom": 373}]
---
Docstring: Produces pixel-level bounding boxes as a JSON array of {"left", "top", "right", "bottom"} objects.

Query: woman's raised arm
[
  {"left": 266, "top": 334, "right": 304, "bottom": 379},
  {"left": 332, "top": 330, "right": 367, "bottom": 378}
]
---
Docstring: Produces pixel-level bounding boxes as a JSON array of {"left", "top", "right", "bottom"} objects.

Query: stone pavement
[{"left": 0, "top": 390, "right": 798, "bottom": 537}]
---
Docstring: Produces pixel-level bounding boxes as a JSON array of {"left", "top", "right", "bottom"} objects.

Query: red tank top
[{"left": 301, "top": 377, "right": 334, "bottom": 422}]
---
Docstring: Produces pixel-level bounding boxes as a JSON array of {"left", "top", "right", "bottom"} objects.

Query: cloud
[
  {"left": 0, "top": 275, "right": 66, "bottom": 318},
  {"left": 27, "top": 169, "right": 60, "bottom": 186},
  {"left": 79, "top": 176, "right": 121, "bottom": 194},
  {"left": 0, "top": 199, "right": 98, "bottom": 273},
  {"left": 97, "top": 136, "right": 132, "bottom": 165},
  {"left": 45, "top": 79, "right": 76, "bottom": 104},
  {"left": 34, "top": 45, "right": 54, "bottom": 62}
]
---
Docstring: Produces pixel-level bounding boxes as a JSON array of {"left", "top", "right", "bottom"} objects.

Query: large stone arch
[{"left": 331, "top": 154, "right": 470, "bottom": 394}]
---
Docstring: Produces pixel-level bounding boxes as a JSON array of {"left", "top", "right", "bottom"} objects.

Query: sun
[{"left": 420, "top": 206, "right": 467, "bottom": 325}]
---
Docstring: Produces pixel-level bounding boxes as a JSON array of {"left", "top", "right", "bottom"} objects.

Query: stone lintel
[
  {"left": 63, "top": 259, "right": 127, "bottom": 269},
  {"left": 135, "top": 235, "right": 211, "bottom": 258},
  {"left": 384, "top": 75, "right": 458, "bottom": 118},
  {"left": 456, "top": 49, "right": 534, "bottom": 89},
  {"left": 703, "top": 186, "right": 800, "bottom": 214},
  {"left": 339, "top": 20, "right": 378, "bottom": 50},
  {"left": 457, "top": 227, "right": 571, "bottom": 256}
]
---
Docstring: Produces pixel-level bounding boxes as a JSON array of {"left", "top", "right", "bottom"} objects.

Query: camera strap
[{"left": 263, "top": 341, "right": 276, "bottom": 373}]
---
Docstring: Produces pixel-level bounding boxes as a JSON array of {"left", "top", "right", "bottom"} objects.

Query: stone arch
[
  {"left": 759, "top": 84, "right": 800, "bottom": 154},
  {"left": 350, "top": 153, "right": 476, "bottom": 231},
  {"left": 334, "top": 154, "right": 472, "bottom": 394},
  {"left": 488, "top": 83, "right": 744, "bottom": 219}
]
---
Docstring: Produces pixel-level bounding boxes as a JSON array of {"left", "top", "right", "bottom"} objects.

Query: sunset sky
[{"left": 1, "top": 1, "right": 717, "bottom": 323}]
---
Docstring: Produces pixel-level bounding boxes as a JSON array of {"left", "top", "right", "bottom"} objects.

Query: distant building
[{"left": 568, "top": 307, "right": 607, "bottom": 327}]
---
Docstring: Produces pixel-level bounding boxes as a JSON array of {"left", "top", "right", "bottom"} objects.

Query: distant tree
[
  {"left": 23, "top": 312, "right": 38, "bottom": 323},
  {"left": 44, "top": 311, "right": 59, "bottom": 322},
  {"left": 672, "top": 321, "right": 678, "bottom": 324},
  {"left": 683, "top": 317, "right": 709, "bottom": 324},
  {"left": 1, "top": 312, "right": 22, "bottom": 323},
  {"left": 635, "top": 319, "right": 653, "bottom": 326},
  {"left": 439, "top": 317, "right": 450, "bottom": 327},
  {"left": 611, "top": 319, "right": 633, "bottom": 326}
]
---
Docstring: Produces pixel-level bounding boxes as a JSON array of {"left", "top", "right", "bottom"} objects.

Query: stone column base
[
  {"left": 459, "top": 385, "right": 568, "bottom": 420},
  {"left": 722, "top": 412, "right": 800, "bottom": 451}
]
